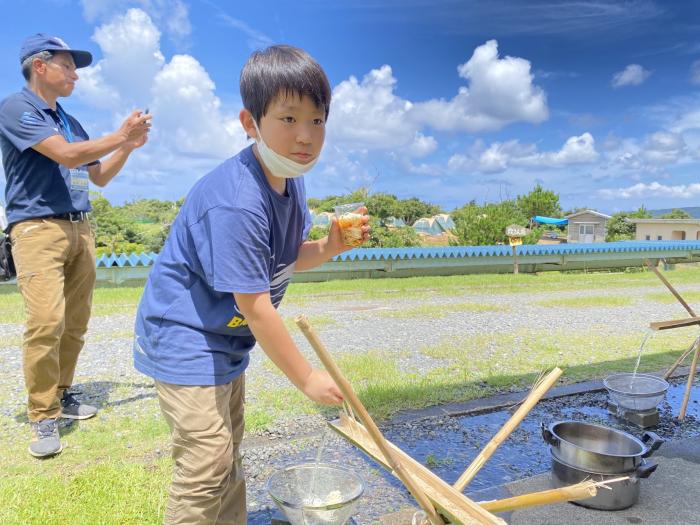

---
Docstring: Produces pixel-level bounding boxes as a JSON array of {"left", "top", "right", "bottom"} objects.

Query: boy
[{"left": 133, "top": 45, "right": 369, "bottom": 524}]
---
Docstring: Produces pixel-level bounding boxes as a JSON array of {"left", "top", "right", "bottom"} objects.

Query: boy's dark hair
[{"left": 240, "top": 45, "right": 331, "bottom": 123}]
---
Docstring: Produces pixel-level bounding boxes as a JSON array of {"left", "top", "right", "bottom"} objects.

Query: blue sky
[{"left": 2, "top": 0, "right": 700, "bottom": 213}]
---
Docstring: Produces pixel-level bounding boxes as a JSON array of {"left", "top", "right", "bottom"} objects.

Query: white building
[{"left": 629, "top": 219, "right": 700, "bottom": 241}]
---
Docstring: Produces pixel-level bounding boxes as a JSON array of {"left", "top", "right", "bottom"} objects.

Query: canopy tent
[{"left": 532, "top": 216, "right": 568, "bottom": 225}]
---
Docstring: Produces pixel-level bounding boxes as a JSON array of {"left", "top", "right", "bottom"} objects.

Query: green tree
[
  {"left": 451, "top": 200, "right": 530, "bottom": 246},
  {"left": 394, "top": 197, "right": 442, "bottom": 226},
  {"left": 516, "top": 184, "right": 562, "bottom": 220},
  {"left": 365, "top": 218, "right": 422, "bottom": 248},
  {"left": 365, "top": 192, "right": 399, "bottom": 219},
  {"left": 659, "top": 208, "right": 692, "bottom": 219},
  {"left": 605, "top": 206, "right": 652, "bottom": 242}
]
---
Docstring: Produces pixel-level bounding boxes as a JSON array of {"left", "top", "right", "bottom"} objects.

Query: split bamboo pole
[
  {"left": 453, "top": 368, "right": 563, "bottom": 492},
  {"left": 679, "top": 339, "right": 700, "bottom": 420},
  {"left": 477, "top": 476, "right": 630, "bottom": 513},
  {"left": 294, "top": 315, "right": 444, "bottom": 525},
  {"left": 331, "top": 413, "right": 506, "bottom": 525},
  {"left": 664, "top": 337, "right": 700, "bottom": 380},
  {"left": 649, "top": 317, "right": 700, "bottom": 331},
  {"left": 477, "top": 481, "right": 597, "bottom": 513},
  {"left": 645, "top": 259, "right": 696, "bottom": 317}
]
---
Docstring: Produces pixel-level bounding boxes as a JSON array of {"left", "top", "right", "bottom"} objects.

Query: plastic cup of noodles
[{"left": 334, "top": 202, "right": 365, "bottom": 247}]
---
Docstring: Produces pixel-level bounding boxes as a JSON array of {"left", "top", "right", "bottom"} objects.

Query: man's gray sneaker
[
  {"left": 60, "top": 391, "right": 98, "bottom": 420},
  {"left": 29, "top": 418, "right": 62, "bottom": 458}
]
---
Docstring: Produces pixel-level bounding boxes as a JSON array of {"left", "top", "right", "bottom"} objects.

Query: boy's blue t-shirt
[{"left": 133, "top": 145, "right": 312, "bottom": 385}]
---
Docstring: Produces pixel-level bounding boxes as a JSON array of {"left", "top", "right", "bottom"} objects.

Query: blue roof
[{"left": 95, "top": 241, "right": 700, "bottom": 267}]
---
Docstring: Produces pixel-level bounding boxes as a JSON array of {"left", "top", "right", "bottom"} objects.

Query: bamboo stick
[
  {"left": 477, "top": 481, "right": 597, "bottom": 513},
  {"left": 331, "top": 414, "right": 507, "bottom": 525},
  {"left": 294, "top": 316, "right": 444, "bottom": 525},
  {"left": 645, "top": 259, "right": 696, "bottom": 317},
  {"left": 453, "top": 368, "right": 563, "bottom": 492},
  {"left": 649, "top": 316, "right": 700, "bottom": 331},
  {"left": 679, "top": 339, "right": 700, "bottom": 420},
  {"left": 664, "top": 337, "right": 700, "bottom": 380},
  {"left": 477, "top": 476, "right": 630, "bottom": 513}
]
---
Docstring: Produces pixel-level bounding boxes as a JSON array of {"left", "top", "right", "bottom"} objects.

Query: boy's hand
[
  {"left": 328, "top": 206, "right": 371, "bottom": 254},
  {"left": 301, "top": 369, "right": 344, "bottom": 406}
]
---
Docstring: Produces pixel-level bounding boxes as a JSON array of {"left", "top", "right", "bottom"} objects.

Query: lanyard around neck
[{"left": 55, "top": 106, "right": 74, "bottom": 143}]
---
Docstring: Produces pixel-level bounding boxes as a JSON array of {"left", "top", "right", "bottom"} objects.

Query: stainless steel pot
[
  {"left": 550, "top": 451, "right": 658, "bottom": 510},
  {"left": 541, "top": 420, "right": 663, "bottom": 474}
]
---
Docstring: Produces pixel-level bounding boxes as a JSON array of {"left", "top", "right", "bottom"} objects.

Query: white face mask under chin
[{"left": 253, "top": 121, "right": 318, "bottom": 179}]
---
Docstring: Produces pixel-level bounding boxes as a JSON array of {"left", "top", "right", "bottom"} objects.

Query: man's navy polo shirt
[{"left": 0, "top": 87, "right": 96, "bottom": 227}]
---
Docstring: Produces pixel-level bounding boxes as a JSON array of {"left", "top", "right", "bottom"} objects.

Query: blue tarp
[{"left": 533, "top": 215, "right": 568, "bottom": 225}]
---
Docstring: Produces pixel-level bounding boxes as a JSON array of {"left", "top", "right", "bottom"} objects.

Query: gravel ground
[{"left": 2, "top": 279, "right": 700, "bottom": 524}]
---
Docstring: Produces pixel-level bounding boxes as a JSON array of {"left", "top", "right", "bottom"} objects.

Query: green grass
[
  {"left": 0, "top": 459, "right": 170, "bottom": 525},
  {"left": 0, "top": 408, "right": 171, "bottom": 525},
  {"left": 0, "top": 283, "right": 144, "bottom": 324},
  {"left": 3, "top": 267, "right": 700, "bottom": 523},
  {"left": 284, "top": 264, "right": 700, "bottom": 303},
  {"left": 645, "top": 290, "right": 700, "bottom": 306},
  {"left": 535, "top": 296, "right": 634, "bottom": 308},
  {"left": 374, "top": 301, "right": 507, "bottom": 319}
]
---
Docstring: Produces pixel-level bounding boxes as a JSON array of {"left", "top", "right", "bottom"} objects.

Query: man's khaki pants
[
  {"left": 10, "top": 218, "right": 95, "bottom": 422},
  {"left": 156, "top": 375, "right": 246, "bottom": 525}
]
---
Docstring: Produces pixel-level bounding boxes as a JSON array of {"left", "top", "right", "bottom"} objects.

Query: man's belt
[{"left": 46, "top": 211, "right": 90, "bottom": 222}]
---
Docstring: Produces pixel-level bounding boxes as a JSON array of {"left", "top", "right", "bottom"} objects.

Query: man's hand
[
  {"left": 301, "top": 368, "right": 344, "bottom": 406},
  {"left": 118, "top": 110, "right": 152, "bottom": 144},
  {"left": 123, "top": 131, "right": 149, "bottom": 151}
]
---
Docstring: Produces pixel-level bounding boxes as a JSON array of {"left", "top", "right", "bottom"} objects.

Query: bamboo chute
[
  {"left": 477, "top": 481, "right": 596, "bottom": 512},
  {"left": 477, "top": 476, "right": 629, "bottom": 513},
  {"left": 296, "top": 315, "right": 505, "bottom": 525},
  {"left": 294, "top": 315, "right": 617, "bottom": 523},
  {"left": 332, "top": 413, "right": 505, "bottom": 524},
  {"left": 453, "top": 368, "right": 563, "bottom": 492}
]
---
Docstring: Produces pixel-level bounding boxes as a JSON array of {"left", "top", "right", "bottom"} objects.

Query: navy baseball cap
[{"left": 19, "top": 33, "right": 92, "bottom": 68}]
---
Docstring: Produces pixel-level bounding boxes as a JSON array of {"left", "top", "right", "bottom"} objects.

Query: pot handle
[
  {"left": 541, "top": 422, "right": 559, "bottom": 446},
  {"left": 641, "top": 431, "right": 664, "bottom": 458},
  {"left": 632, "top": 461, "right": 658, "bottom": 481}
]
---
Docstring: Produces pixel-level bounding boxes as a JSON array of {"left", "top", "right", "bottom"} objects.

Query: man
[{"left": 0, "top": 33, "right": 151, "bottom": 458}]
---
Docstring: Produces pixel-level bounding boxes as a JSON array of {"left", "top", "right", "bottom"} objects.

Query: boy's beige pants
[
  {"left": 10, "top": 218, "right": 95, "bottom": 422},
  {"left": 156, "top": 375, "right": 246, "bottom": 525}
]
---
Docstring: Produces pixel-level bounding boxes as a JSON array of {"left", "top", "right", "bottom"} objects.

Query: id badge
[{"left": 70, "top": 168, "right": 89, "bottom": 191}]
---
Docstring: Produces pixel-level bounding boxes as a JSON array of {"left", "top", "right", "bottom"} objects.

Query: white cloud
[
  {"left": 412, "top": 40, "right": 548, "bottom": 132},
  {"left": 327, "top": 65, "right": 416, "bottom": 152},
  {"left": 407, "top": 132, "right": 438, "bottom": 157},
  {"left": 535, "top": 133, "right": 599, "bottom": 166},
  {"left": 611, "top": 64, "right": 651, "bottom": 88},
  {"left": 80, "top": 0, "right": 191, "bottom": 42},
  {"left": 447, "top": 133, "right": 598, "bottom": 174},
  {"left": 642, "top": 131, "right": 686, "bottom": 165},
  {"left": 599, "top": 181, "right": 700, "bottom": 199},
  {"left": 601, "top": 131, "right": 688, "bottom": 173},
  {"left": 74, "top": 8, "right": 247, "bottom": 197},
  {"left": 327, "top": 40, "right": 547, "bottom": 156},
  {"left": 82, "top": 8, "right": 165, "bottom": 106}
]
